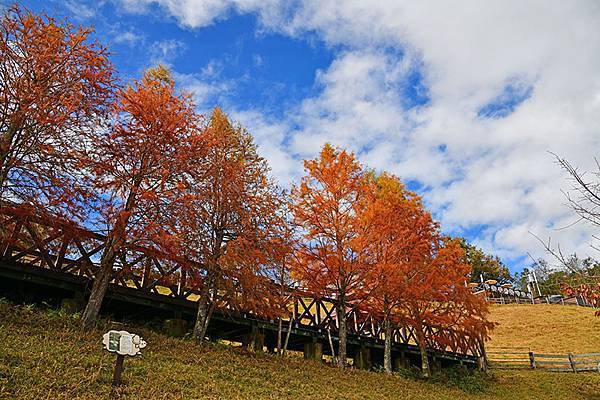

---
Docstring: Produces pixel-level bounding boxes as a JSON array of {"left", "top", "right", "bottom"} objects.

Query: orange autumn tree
[
  {"left": 290, "top": 144, "right": 374, "bottom": 368},
  {"left": 80, "top": 66, "right": 203, "bottom": 329},
  {"left": 173, "top": 108, "right": 288, "bottom": 343},
  {"left": 0, "top": 5, "right": 115, "bottom": 218},
  {"left": 395, "top": 236, "right": 493, "bottom": 377},
  {"left": 359, "top": 172, "right": 438, "bottom": 374}
]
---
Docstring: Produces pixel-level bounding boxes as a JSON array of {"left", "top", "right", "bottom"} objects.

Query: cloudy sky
[{"left": 12, "top": 0, "right": 600, "bottom": 273}]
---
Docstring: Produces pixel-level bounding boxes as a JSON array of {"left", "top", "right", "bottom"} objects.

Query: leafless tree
[{"left": 553, "top": 153, "right": 600, "bottom": 252}]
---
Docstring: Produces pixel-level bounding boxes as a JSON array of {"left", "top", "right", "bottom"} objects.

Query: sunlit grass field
[
  {"left": 488, "top": 304, "right": 600, "bottom": 354},
  {"left": 1, "top": 301, "right": 599, "bottom": 399}
]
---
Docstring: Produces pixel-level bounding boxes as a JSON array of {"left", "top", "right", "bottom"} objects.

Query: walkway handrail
[{"left": 0, "top": 204, "right": 484, "bottom": 359}]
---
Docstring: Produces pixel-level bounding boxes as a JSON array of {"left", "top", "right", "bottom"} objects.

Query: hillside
[
  {"left": 488, "top": 304, "right": 600, "bottom": 353},
  {"left": 1, "top": 301, "right": 600, "bottom": 400}
]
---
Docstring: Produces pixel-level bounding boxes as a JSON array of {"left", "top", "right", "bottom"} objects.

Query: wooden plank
[
  {"left": 489, "top": 363, "right": 530, "bottom": 369},
  {"left": 574, "top": 353, "right": 600, "bottom": 358},
  {"left": 534, "top": 360, "right": 571, "bottom": 365},
  {"left": 573, "top": 360, "right": 600, "bottom": 365},
  {"left": 573, "top": 366, "right": 599, "bottom": 372},
  {"left": 23, "top": 223, "right": 58, "bottom": 270},
  {"left": 535, "top": 353, "right": 572, "bottom": 358}
]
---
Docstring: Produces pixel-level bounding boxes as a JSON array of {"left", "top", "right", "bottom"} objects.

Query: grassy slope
[
  {"left": 488, "top": 304, "right": 600, "bottom": 353},
  {"left": 1, "top": 302, "right": 599, "bottom": 400}
]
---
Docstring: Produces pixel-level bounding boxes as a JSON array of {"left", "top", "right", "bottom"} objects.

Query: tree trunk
[
  {"left": 0, "top": 121, "right": 19, "bottom": 194},
  {"left": 281, "top": 310, "right": 293, "bottom": 357},
  {"left": 384, "top": 317, "right": 393, "bottom": 374},
  {"left": 418, "top": 331, "right": 430, "bottom": 378},
  {"left": 81, "top": 179, "right": 139, "bottom": 331},
  {"left": 337, "top": 302, "right": 347, "bottom": 369},
  {"left": 276, "top": 318, "right": 283, "bottom": 355},
  {"left": 81, "top": 243, "right": 117, "bottom": 330},
  {"left": 478, "top": 335, "right": 488, "bottom": 371},
  {"left": 193, "top": 279, "right": 212, "bottom": 344},
  {"left": 327, "top": 327, "right": 337, "bottom": 365}
]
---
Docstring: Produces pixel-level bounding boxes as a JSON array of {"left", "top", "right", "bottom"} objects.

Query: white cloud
[
  {"left": 252, "top": 54, "right": 264, "bottom": 67},
  {"left": 231, "top": 109, "right": 300, "bottom": 186},
  {"left": 118, "top": 0, "right": 287, "bottom": 28},
  {"left": 112, "top": 30, "right": 144, "bottom": 47},
  {"left": 149, "top": 39, "right": 187, "bottom": 64},
  {"left": 172, "top": 60, "right": 238, "bottom": 115},
  {"left": 64, "top": 0, "right": 98, "bottom": 20},
  {"left": 125, "top": 1, "right": 600, "bottom": 266}
]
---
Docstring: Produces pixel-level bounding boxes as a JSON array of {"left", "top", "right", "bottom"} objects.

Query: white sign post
[{"left": 102, "top": 330, "right": 146, "bottom": 386}]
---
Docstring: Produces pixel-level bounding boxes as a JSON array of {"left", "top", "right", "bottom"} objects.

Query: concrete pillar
[
  {"left": 164, "top": 319, "right": 188, "bottom": 337},
  {"left": 303, "top": 341, "right": 323, "bottom": 361},
  {"left": 353, "top": 346, "right": 372, "bottom": 370},
  {"left": 243, "top": 325, "right": 265, "bottom": 352}
]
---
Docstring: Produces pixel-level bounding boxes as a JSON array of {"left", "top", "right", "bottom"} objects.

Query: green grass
[{"left": 1, "top": 301, "right": 600, "bottom": 399}]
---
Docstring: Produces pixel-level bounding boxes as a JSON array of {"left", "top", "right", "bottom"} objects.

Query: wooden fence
[{"left": 488, "top": 348, "right": 600, "bottom": 372}]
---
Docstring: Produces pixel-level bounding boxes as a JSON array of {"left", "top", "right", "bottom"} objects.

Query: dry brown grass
[
  {"left": 1, "top": 301, "right": 599, "bottom": 399},
  {"left": 488, "top": 304, "right": 600, "bottom": 354}
]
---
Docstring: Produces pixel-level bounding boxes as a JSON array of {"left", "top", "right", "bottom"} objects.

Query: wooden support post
[
  {"left": 393, "top": 350, "right": 409, "bottom": 370},
  {"left": 353, "top": 346, "right": 372, "bottom": 370},
  {"left": 529, "top": 351, "right": 535, "bottom": 369},
  {"left": 568, "top": 353, "right": 577, "bottom": 373},
  {"left": 303, "top": 339, "right": 323, "bottom": 361},
  {"left": 243, "top": 325, "right": 265, "bottom": 352},
  {"left": 112, "top": 354, "right": 125, "bottom": 387},
  {"left": 431, "top": 355, "right": 442, "bottom": 373},
  {"left": 141, "top": 259, "right": 152, "bottom": 288},
  {"left": 477, "top": 356, "right": 486, "bottom": 371}
]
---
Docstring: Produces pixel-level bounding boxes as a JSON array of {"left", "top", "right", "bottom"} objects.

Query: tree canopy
[{"left": 1, "top": 6, "right": 495, "bottom": 376}]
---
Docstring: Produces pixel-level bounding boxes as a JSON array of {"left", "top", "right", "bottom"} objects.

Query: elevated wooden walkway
[{"left": 0, "top": 206, "right": 481, "bottom": 369}]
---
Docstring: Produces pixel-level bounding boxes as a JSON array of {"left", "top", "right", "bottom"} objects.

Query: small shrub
[
  {"left": 432, "top": 367, "right": 491, "bottom": 393},
  {"left": 394, "top": 366, "right": 424, "bottom": 380}
]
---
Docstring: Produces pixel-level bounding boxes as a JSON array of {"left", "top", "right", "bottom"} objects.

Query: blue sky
[{"left": 9, "top": 1, "right": 600, "bottom": 275}]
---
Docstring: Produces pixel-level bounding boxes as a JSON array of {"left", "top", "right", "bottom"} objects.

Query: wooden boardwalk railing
[{"left": 0, "top": 205, "right": 483, "bottom": 362}]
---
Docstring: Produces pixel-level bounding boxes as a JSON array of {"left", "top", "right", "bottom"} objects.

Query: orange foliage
[
  {"left": 290, "top": 144, "right": 375, "bottom": 368},
  {"left": 0, "top": 5, "right": 115, "bottom": 218},
  {"left": 563, "top": 283, "right": 600, "bottom": 316},
  {"left": 172, "top": 108, "right": 290, "bottom": 341},
  {"left": 87, "top": 66, "right": 202, "bottom": 250},
  {"left": 1, "top": 5, "right": 494, "bottom": 362},
  {"left": 81, "top": 66, "right": 203, "bottom": 329},
  {"left": 358, "top": 173, "right": 493, "bottom": 374},
  {"left": 359, "top": 173, "right": 438, "bottom": 322}
]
